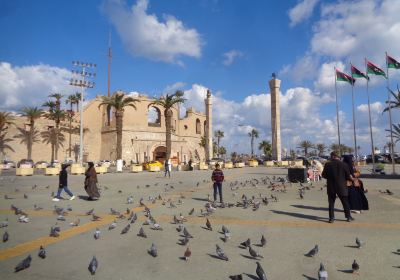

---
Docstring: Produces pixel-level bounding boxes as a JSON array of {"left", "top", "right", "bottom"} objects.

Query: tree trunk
[
  {"left": 69, "top": 104, "right": 72, "bottom": 158},
  {"left": 54, "top": 127, "right": 59, "bottom": 161},
  {"left": 217, "top": 138, "right": 220, "bottom": 158},
  {"left": 165, "top": 109, "right": 172, "bottom": 159},
  {"left": 51, "top": 142, "right": 55, "bottom": 163},
  {"left": 251, "top": 136, "right": 254, "bottom": 157},
  {"left": 116, "top": 110, "right": 124, "bottom": 160},
  {"left": 27, "top": 120, "right": 33, "bottom": 160}
]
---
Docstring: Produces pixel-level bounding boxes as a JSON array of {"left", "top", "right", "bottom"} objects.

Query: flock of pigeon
[{"left": 1, "top": 174, "right": 399, "bottom": 279}]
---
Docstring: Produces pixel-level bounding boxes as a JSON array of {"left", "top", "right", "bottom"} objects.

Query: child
[
  {"left": 211, "top": 163, "right": 224, "bottom": 203},
  {"left": 53, "top": 164, "right": 75, "bottom": 201}
]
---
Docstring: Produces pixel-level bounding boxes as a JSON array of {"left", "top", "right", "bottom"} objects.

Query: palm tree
[
  {"left": 14, "top": 127, "right": 41, "bottom": 159},
  {"left": 199, "top": 136, "right": 207, "bottom": 159},
  {"left": 0, "top": 131, "right": 14, "bottom": 160},
  {"left": 248, "top": 129, "right": 259, "bottom": 157},
  {"left": 43, "top": 99, "right": 66, "bottom": 161},
  {"left": 98, "top": 91, "right": 139, "bottom": 160},
  {"left": 214, "top": 130, "right": 224, "bottom": 157},
  {"left": 230, "top": 152, "right": 238, "bottom": 162},
  {"left": 258, "top": 140, "right": 272, "bottom": 159},
  {"left": 20, "top": 107, "right": 43, "bottom": 160},
  {"left": 315, "top": 143, "right": 326, "bottom": 157},
  {"left": 0, "top": 111, "right": 15, "bottom": 130},
  {"left": 74, "top": 92, "right": 82, "bottom": 112},
  {"left": 49, "top": 93, "right": 64, "bottom": 110},
  {"left": 150, "top": 90, "right": 185, "bottom": 159},
  {"left": 387, "top": 123, "right": 400, "bottom": 143},
  {"left": 383, "top": 86, "right": 400, "bottom": 113},
  {"left": 218, "top": 146, "right": 227, "bottom": 160},
  {"left": 64, "top": 96, "right": 76, "bottom": 158},
  {"left": 41, "top": 129, "right": 65, "bottom": 163},
  {"left": 297, "top": 140, "right": 314, "bottom": 157}
]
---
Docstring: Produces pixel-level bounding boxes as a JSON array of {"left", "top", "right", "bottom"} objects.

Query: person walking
[
  {"left": 164, "top": 158, "right": 171, "bottom": 178},
  {"left": 53, "top": 164, "right": 75, "bottom": 201},
  {"left": 211, "top": 163, "right": 224, "bottom": 203},
  {"left": 321, "top": 151, "right": 354, "bottom": 223},
  {"left": 84, "top": 162, "right": 100, "bottom": 201}
]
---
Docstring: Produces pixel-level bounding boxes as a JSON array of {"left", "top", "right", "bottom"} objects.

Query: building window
[
  {"left": 148, "top": 106, "right": 161, "bottom": 127},
  {"left": 196, "top": 119, "right": 201, "bottom": 134}
]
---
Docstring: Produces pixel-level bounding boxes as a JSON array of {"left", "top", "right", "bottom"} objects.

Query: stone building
[{"left": 3, "top": 92, "right": 213, "bottom": 164}]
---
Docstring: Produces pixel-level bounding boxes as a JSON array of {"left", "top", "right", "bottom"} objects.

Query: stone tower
[
  {"left": 205, "top": 89, "right": 213, "bottom": 161},
  {"left": 269, "top": 77, "right": 282, "bottom": 162}
]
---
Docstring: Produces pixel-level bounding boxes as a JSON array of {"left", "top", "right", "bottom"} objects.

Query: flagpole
[
  {"left": 385, "top": 52, "right": 396, "bottom": 174},
  {"left": 350, "top": 63, "right": 358, "bottom": 161},
  {"left": 365, "top": 58, "right": 376, "bottom": 174},
  {"left": 334, "top": 67, "right": 342, "bottom": 156}
]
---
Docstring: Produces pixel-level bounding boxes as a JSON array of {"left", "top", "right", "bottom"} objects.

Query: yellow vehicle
[{"left": 142, "top": 160, "right": 163, "bottom": 170}]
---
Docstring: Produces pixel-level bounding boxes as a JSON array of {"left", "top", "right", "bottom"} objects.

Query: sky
[{"left": 1, "top": 0, "right": 400, "bottom": 156}]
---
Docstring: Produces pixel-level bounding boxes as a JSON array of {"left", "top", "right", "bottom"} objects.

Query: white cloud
[
  {"left": 0, "top": 62, "right": 73, "bottom": 111},
  {"left": 163, "top": 82, "right": 185, "bottom": 93},
  {"left": 102, "top": 0, "right": 202, "bottom": 64},
  {"left": 222, "top": 50, "right": 243, "bottom": 66},
  {"left": 288, "top": 0, "right": 319, "bottom": 27}
]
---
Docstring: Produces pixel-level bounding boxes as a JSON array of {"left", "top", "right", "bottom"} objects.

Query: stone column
[
  {"left": 269, "top": 78, "right": 282, "bottom": 162},
  {"left": 204, "top": 89, "right": 213, "bottom": 161}
]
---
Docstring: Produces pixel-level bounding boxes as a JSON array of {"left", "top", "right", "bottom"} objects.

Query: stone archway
[{"left": 153, "top": 146, "right": 166, "bottom": 162}]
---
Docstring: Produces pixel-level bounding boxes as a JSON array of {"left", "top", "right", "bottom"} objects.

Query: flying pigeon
[
  {"left": 148, "top": 243, "right": 157, "bottom": 257},
  {"left": 88, "top": 256, "right": 98, "bottom": 275},
  {"left": 38, "top": 246, "right": 46, "bottom": 259},
  {"left": 318, "top": 263, "right": 328, "bottom": 280},
  {"left": 216, "top": 244, "right": 229, "bottom": 261},
  {"left": 120, "top": 224, "right": 130, "bottom": 234},
  {"left": 306, "top": 245, "right": 319, "bottom": 257},
  {"left": 15, "top": 255, "right": 32, "bottom": 272},
  {"left": 352, "top": 259, "right": 359, "bottom": 274},
  {"left": 256, "top": 261, "right": 267, "bottom": 280},
  {"left": 183, "top": 247, "right": 191, "bottom": 261}
]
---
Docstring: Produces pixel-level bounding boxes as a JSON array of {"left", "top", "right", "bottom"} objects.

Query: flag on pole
[
  {"left": 336, "top": 69, "right": 355, "bottom": 85},
  {"left": 366, "top": 60, "right": 387, "bottom": 78},
  {"left": 351, "top": 65, "right": 369, "bottom": 80},
  {"left": 387, "top": 54, "right": 400, "bottom": 69}
]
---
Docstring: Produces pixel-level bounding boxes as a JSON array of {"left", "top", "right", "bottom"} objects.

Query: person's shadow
[
  {"left": 78, "top": 195, "right": 95, "bottom": 201},
  {"left": 291, "top": 204, "right": 342, "bottom": 212},
  {"left": 270, "top": 210, "right": 327, "bottom": 222}
]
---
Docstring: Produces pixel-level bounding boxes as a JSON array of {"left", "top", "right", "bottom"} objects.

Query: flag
[
  {"left": 336, "top": 69, "right": 355, "bottom": 85},
  {"left": 387, "top": 54, "right": 400, "bottom": 69},
  {"left": 367, "top": 60, "right": 386, "bottom": 78},
  {"left": 351, "top": 65, "right": 369, "bottom": 80}
]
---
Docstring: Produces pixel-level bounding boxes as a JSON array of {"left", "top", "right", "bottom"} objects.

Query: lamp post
[{"left": 70, "top": 61, "right": 96, "bottom": 164}]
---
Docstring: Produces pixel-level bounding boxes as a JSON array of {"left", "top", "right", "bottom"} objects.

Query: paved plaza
[{"left": 0, "top": 166, "right": 399, "bottom": 279}]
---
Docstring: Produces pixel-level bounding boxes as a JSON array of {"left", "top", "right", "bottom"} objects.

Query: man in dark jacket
[
  {"left": 53, "top": 164, "right": 75, "bottom": 201},
  {"left": 211, "top": 163, "right": 224, "bottom": 203},
  {"left": 322, "top": 151, "right": 354, "bottom": 223}
]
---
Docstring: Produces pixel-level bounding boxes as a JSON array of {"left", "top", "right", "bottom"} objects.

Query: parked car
[
  {"left": 142, "top": 160, "right": 163, "bottom": 170},
  {"left": 17, "top": 159, "right": 34, "bottom": 168},
  {"left": 366, "top": 155, "right": 386, "bottom": 164}
]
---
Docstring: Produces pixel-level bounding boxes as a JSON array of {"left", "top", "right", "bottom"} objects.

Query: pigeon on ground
[
  {"left": 183, "top": 227, "right": 193, "bottom": 238},
  {"left": 130, "top": 213, "right": 137, "bottom": 224},
  {"left": 66, "top": 205, "right": 72, "bottom": 211},
  {"left": 109, "top": 220, "right": 117, "bottom": 230},
  {"left": 260, "top": 235, "right": 266, "bottom": 247},
  {"left": 249, "top": 246, "right": 263, "bottom": 259},
  {"left": 15, "top": 255, "right": 32, "bottom": 272},
  {"left": 179, "top": 236, "right": 189, "bottom": 245},
  {"left": 86, "top": 208, "right": 94, "bottom": 215},
  {"left": 94, "top": 228, "right": 100, "bottom": 239},
  {"left": 240, "top": 238, "right": 251, "bottom": 248},
  {"left": 183, "top": 247, "right": 191, "bottom": 260},
  {"left": 50, "top": 226, "right": 60, "bottom": 237},
  {"left": 352, "top": 260, "right": 359, "bottom": 274},
  {"left": 24, "top": 193, "right": 28, "bottom": 199},
  {"left": 38, "top": 246, "right": 46, "bottom": 259},
  {"left": 0, "top": 219, "right": 8, "bottom": 228},
  {"left": 176, "top": 225, "right": 184, "bottom": 233},
  {"left": 216, "top": 244, "right": 229, "bottom": 261},
  {"left": 57, "top": 215, "right": 66, "bottom": 221},
  {"left": 206, "top": 218, "right": 212, "bottom": 230},
  {"left": 223, "top": 231, "right": 231, "bottom": 242},
  {"left": 318, "top": 263, "right": 327, "bottom": 280},
  {"left": 356, "top": 237, "right": 364, "bottom": 249},
  {"left": 120, "top": 224, "right": 130, "bottom": 234},
  {"left": 256, "top": 261, "right": 267, "bottom": 280},
  {"left": 92, "top": 214, "right": 101, "bottom": 221},
  {"left": 138, "top": 227, "right": 147, "bottom": 238},
  {"left": 110, "top": 208, "right": 120, "bottom": 215},
  {"left": 148, "top": 243, "right": 157, "bottom": 257},
  {"left": 70, "top": 219, "right": 80, "bottom": 227},
  {"left": 18, "top": 215, "right": 29, "bottom": 223},
  {"left": 188, "top": 208, "right": 195, "bottom": 215},
  {"left": 127, "top": 196, "right": 133, "bottom": 204},
  {"left": 3, "top": 231, "right": 9, "bottom": 242},
  {"left": 229, "top": 274, "right": 243, "bottom": 280},
  {"left": 306, "top": 245, "right": 319, "bottom": 257},
  {"left": 88, "top": 256, "right": 98, "bottom": 275},
  {"left": 34, "top": 204, "right": 43, "bottom": 211}
]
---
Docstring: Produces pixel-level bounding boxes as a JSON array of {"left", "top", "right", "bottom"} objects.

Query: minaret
[
  {"left": 269, "top": 75, "right": 282, "bottom": 162},
  {"left": 205, "top": 89, "right": 213, "bottom": 161}
]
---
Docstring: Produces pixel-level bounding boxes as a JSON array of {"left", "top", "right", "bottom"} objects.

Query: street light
[{"left": 70, "top": 61, "right": 96, "bottom": 164}]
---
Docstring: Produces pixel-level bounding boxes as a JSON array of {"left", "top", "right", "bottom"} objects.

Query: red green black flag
[
  {"left": 387, "top": 54, "right": 400, "bottom": 69},
  {"left": 351, "top": 64, "right": 369, "bottom": 80},
  {"left": 366, "top": 60, "right": 386, "bottom": 78},
  {"left": 336, "top": 69, "right": 355, "bottom": 85}
]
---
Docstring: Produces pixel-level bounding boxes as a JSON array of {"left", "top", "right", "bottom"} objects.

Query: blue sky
[{"left": 1, "top": 0, "right": 399, "bottom": 155}]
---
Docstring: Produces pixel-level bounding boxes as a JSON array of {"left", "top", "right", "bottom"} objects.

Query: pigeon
[
  {"left": 188, "top": 208, "right": 195, "bottom": 215},
  {"left": 50, "top": 226, "right": 60, "bottom": 237},
  {"left": 183, "top": 247, "right": 191, "bottom": 260},
  {"left": 109, "top": 220, "right": 117, "bottom": 230},
  {"left": 179, "top": 236, "right": 189, "bottom": 245},
  {"left": 57, "top": 215, "right": 66, "bottom": 221},
  {"left": 18, "top": 215, "right": 29, "bottom": 223},
  {"left": 148, "top": 243, "right": 157, "bottom": 257},
  {"left": 3, "top": 231, "right": 9, "bottom": 242},
  {"left": 216, "top": 244, "right": 229, "bottom": 261},
  {"left": 221, "top": 225, "right": 229, "bottom": 234},
  {"left": 229, "top": 274, "right": 243, "bottom": 280},
  {"left": 318, "top": 263, "right": 328, "bottom": 280},
  {"left": 138, "top": 227, "right": 147, "bottom": 238},
  {"left": 66, "top": 205, "right": 73, "bottom": 211},
  {"left": 70, "top": 219, "right": 80, "bottom": 227},
  {"left": 352, "top": 259, "right": 359, "bottom": 274},
  {"left": 127, "top": 196, "right": 133, "bottom": 204},
  {"left": 88, "top": 256, "right": 98, "bottom": 275},
  {"left": 152, "top": 223, "right": 163, "bottom": 230},
  {"left": 249, "top": 246, "right": 263, "bottom": 259},
  {"left": 94, "top": 228, "right": 100, "bottom": 240},
  {"left": 120, "top": 224, "right": 130, "bottom": 234},
  {"left": 206, "top": 218, "right": 212, "bottom": 231},
  {"left": 130, "top": 213, "right": 137, "bottom": 224},
  {"left": 306, "top": 245, "right": 319, "bottom": 257},
  {"left": 176, "top": 225, "right": 184, "bottom": 232},
  {"left": 92, "top": 214, "right": 101, "bottom": 221},
  {"left": 183, "top": 227, "right": 193, "bottom": 238},
  {"left": 110, "top": 208, "right": 120, "bottom": 215},
  {"left": 223, "top": 231, "right": 231, "bottom": 242},
  {"left": 260, "top": 235, "right": 266, "bottom": 247},
  {"left": 38, "top": 246, "right": 46, "bottom": 259},
  {"left": 386, "top": 189, "right": 394, "bottom": 195},
  {"left": 256, "top": 261, "right": 267, "bottom": 280},
  {"left": 34, "top": 204, "right": 43, "bottom": 211},
  {"left": 86, "top": 208, "right": 94, "bottom": 215},
  {"left": 0, "top": 219, "right": 8, "bottom": 228},
  {"left": 24, "top": 193, "right": 28, "bottom": 199},
  {"left": 355, "top": 237, "right": 364, "bottom": 249},
  {"left": 15, "top": 254, "right": 32, "bottom": 272},
  {"left": 240, "top": 238, "right": 251, "bottom": 248}
]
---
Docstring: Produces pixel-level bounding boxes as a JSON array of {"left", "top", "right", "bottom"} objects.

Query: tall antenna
[{"left": 108, "top": 30, "right": 112, "bottom": 97}]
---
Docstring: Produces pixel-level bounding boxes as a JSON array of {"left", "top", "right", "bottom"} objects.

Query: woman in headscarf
[
  {"left": 84, "top": 162, "right": 100, "bottom": 200},
  {"left": 342, "top": 155, "right": 368, "bottom": 213}
]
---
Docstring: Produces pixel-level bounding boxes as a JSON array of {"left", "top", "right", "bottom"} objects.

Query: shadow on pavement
[
  {"left": 338, "top": 269, "right": 353, "bottom": 274},
  {"left": 243, "top": 273, "right": 260, "bottom": 280},
  {"left": 302, "top": 274, "right": 317, "bottom": 280},
  {"left": 192, "top": 197, "right": 209, "bottom": 202},
  {"left": 270, "top": 210, "right": 326, "bottom": 222},
  {"left": 291, "top": 204, "right": 342, "bottom": 212}
]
